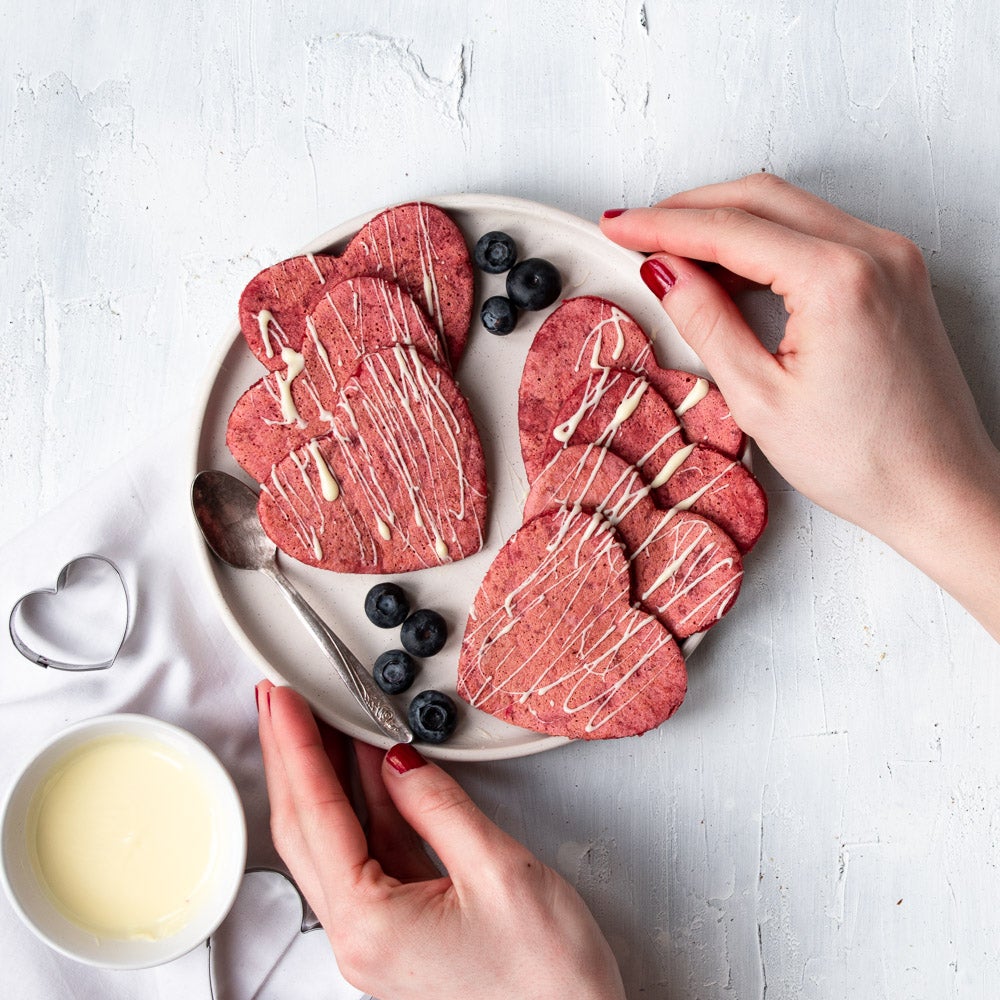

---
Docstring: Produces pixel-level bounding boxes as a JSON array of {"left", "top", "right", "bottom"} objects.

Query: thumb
[
  {"left": 639, "top": 252, "right": 778, "bottom": 415},
  {"left": 381, "top": 743, "right": 525, "bottom": 881}
]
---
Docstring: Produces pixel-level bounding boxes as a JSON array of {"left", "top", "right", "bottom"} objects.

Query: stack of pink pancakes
[
  {"left": 457, "top": 296, "right": 767, "bottom": 740},
  {"left": 225, "top": 203, "right": 488, "bottom": 574}
]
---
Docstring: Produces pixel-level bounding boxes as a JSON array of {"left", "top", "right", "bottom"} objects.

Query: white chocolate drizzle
[
  {"left": 257, "top": 309, "right": 281, "bottom": 359},
  {"left": 553, "top": 368, "right": 614, "bottom": 443},
  {"left": 262, "top": 345, "right": 485, "bottom": 570},
  {"left": 306, "top": 439, "right": 340, "bottom": 501},
  {"left": 306, "top": 253, "right": 325, "bottom": 283},
  {"left": 674, "top": 377, "right": 709, "bottom": 417},
  {"left": 650, "top": 443, "right": 696, "bottom": 489},
  {"left": 462, "top": 510, "right": 681, "bottom": 734},
  {"left": 277, "top": 349, "right": 306, "bottom": 425},
  {"left": 416, "top": 203, "right": 445, "bottom": 343},
  {"left": 552, "top": 370, "right": 682, "bottom": 478},
  {"left": 575, "top": 307, "right": 644, "bottom": 372}
]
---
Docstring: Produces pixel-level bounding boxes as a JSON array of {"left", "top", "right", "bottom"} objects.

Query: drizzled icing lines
[
  {"left": 261, "top": 345, "right": 485, "bottom": 571},
  {"left": 550, "top": 368, "right": 683, "bottom": 474},
  {"left": 360, "top": 202, "right": 447, "bottom": 351},
  {"left": 518, "top": 295, "right": 746, "bottom": 485},
  {"left": 527, "top": 445, "right": 742, "bottom": 637},
  {"left": 258, "top": 278, "right": 445, "bottom": 434},
  {"left": 460, "top": 509, "right": 685, "bottom": 737}
]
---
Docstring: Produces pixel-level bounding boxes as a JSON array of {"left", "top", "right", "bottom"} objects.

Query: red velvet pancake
[
  {"left": 257, "top": 345, "right": 487, "bottom": 573},
  {"left": 458, "top": 508, "right": 687, "bottom": 739},
  {"left": 524, "top": 445, "right": 744, "bottom": 637},
  {"left": 227, "top": 276, "right": 445, "bottom": 481},
  {"left": 518, "top": 295, "right": 742, "bottom": 482},
  {"left": 542, "top": 372, "right": 767, "bottom": 553}
]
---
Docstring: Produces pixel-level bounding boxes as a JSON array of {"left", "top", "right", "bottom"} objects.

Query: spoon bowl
[{"left": 191, "top": 470, "right": 275, "bottom": 572}]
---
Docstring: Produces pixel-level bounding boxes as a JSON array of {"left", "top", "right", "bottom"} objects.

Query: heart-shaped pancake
[
  {"left": 543, "top": 370, "right": 767, "bottom": 552},
  {"left": 458, "top": 508, "right": 686, "bottom": 739},
  {"left": 240, "top": 201, "right": 472, "bottom": 371},
  {"left": 227, "top": 276, "right": 446, "bottom": 481},
  {"left": 524, "top": 445, "right": 744, "bottom": 637},
  {"left": 258, "top": 345, "right": 487, "bottom": 573},
  {"left": 518, "top": 295, "right": 743, "bottom": 482}
]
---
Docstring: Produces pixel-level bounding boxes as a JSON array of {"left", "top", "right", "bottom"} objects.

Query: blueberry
[
  {"left": 408, "top": 690, "right": 458, "bottom": 743},
  {"left": 364, "top": 583, "right": 410, "bottom": 629},
  {"left": 400, "top": 609, "right": 448, "bottom": 657},
  {"left": 481, "top": 296, "right": 518, "bottom": 335},
  {"left": 373, "top": 649, "right": 418, "bottom": 695},
  {"left": 506, "top": 258, "right": 562, "bottom": 311},
  {"left": 473, "top": 231, "right": 518, "bottom": 274}
]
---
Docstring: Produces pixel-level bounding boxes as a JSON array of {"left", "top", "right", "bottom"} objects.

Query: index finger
[
  {"left": 267, "top": 685, "right": 371, "bottom": 886},
  {"left": 601, "top": 206, "right": 826, "bottom": 300},
  {"left": 656, "top": 173, "right": 884, "bottom": 250}
]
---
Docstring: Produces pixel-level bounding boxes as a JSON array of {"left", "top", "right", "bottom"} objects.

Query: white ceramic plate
[{"left": 192, "top": 194, "right": 712, "bottom": 761}]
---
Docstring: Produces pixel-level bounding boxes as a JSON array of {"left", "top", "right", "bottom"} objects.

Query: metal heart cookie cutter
[{"left": 9, "top": 554, "right": 130, "bottom": 672}]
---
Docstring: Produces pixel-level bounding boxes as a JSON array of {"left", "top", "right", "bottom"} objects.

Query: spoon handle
[{"left": 262, "top": 564, "right": 414, "bottom": 744}]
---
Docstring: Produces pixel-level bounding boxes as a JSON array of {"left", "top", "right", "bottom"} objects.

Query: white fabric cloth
[{"left": 0, "top": 425, "right": 362, "bottom": 999}]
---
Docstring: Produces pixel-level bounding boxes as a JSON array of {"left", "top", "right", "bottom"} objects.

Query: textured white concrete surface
[{"left": 4, "top": 1, "right": 1000, "bottom": 997}]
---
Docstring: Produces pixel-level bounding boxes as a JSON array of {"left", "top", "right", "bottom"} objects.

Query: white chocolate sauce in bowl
[
  {"left": 26, "top": 733, "right": 218, "bottom": 942},
  {"left": 1, "top": 714, "right": 246, "bottom": 969}
]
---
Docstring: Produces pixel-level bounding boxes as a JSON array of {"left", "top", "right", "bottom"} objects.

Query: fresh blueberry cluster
[
  {"left": 473, "top": 230, "right": 562, "bottom": 335},
  {"left": 364, "top": 583, "right": 458, "bottom": 743}
]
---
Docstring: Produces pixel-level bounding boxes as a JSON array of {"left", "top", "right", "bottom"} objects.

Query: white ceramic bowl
[{"left": 1, "top": 714, "right": 247, "bottom": 969}]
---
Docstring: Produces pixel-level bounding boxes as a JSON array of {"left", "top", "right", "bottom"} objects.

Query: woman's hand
[
  {"left": 256, "top": 679, "right": 626, "bottom": 1000},
  {"left": 601, "top": 174, "right": 1000, "bottom": 640}
]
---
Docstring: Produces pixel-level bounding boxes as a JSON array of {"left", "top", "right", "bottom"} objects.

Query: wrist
[{"left": 881, "top": 443, "right": 1000, "bottom": 641}]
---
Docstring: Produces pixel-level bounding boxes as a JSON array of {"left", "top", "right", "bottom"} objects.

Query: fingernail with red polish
[
  {"left": 255, "top": 685, "right": 260, "bottom": 712},
  {"left": 640, "top": 257, "right": 677, "bottom": 298},
  {"left": 602, "top": 208, "right": 627, "bottom": 219},
  {"left": 385, "top": 743, "right": 427, "bottom": 774}
]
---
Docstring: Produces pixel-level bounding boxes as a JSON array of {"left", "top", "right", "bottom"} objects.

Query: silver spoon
[{"left": 191, "top": 469, "right": 413, "bottom": 745}]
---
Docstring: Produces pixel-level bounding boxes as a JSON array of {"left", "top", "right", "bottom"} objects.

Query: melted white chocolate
[
  {"left": 674, "top": 377, "right": 709, "bottom": 416},
  {"left": 277, "top": 348, "right": 306, "bottom": 425},
  {"left": 306, "top": 252, "right": 325, "bottom": 283},
  {"left": 650, "top": 443, "right": 696, "bottom": 489},
  {"left": 258, "top": 309, "right": 276, "bottom": 359},
  {"left": 27, "top": 734, "right": 217, "bottom": 942},
  {"left": 306, "top": 439, "right": 340, "bottom": 501}
]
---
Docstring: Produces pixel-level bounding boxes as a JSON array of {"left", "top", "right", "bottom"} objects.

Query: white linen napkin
[{"left": 0, "top": 423, "right": 363, "bottom": 1000}]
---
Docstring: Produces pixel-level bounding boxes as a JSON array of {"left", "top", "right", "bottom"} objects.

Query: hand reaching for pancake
[
  {"left": 601, "top": 174, "right": 1000, "bottom": 641},
  {"left": 256, "top": 680, "right": 626, "bottom": 1000}
]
